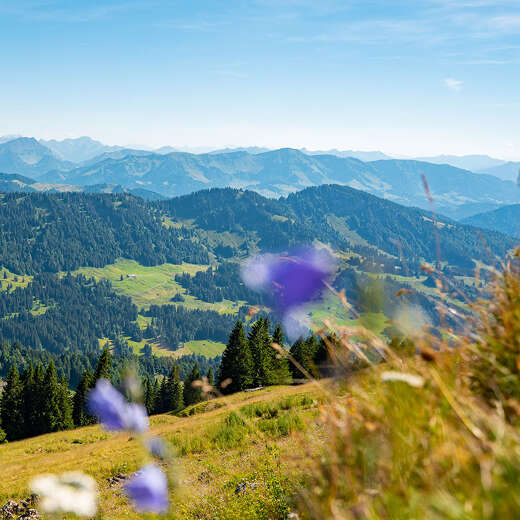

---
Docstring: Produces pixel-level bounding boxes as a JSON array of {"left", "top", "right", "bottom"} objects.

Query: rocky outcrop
[{"left": 0, "top": 496, "right": 39, "bottom": 520}]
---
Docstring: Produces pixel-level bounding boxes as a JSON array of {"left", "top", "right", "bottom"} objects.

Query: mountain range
[
  {"left": 0, "top": 136, "right": 518, "bottom": 219},
  {"left": 462, "top": 204, "right": 520, "bottom": 238},
  {"left": 0, "top": 172, "right": 164, "bottom": 200}
]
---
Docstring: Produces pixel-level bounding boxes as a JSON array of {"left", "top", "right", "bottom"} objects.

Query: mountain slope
[
  {"left": 414, "top": 154, "right": 505, "bottom": 173},
  {"left": 0, "top": 172, "right": 164, "bottom": 200},
  {"left": 478, "top": 161, "right": 520, "bottom": 182},
  {"left": 462, "top": 204, "right": 520, "bottom": 238},
  {"left": 37, "top": 148, "right": 520, "bottom": 217},
  {"left": 159, "top": 185, "right": 516, "bottom": 269},
  {"left": 0, "top": 137, "right": 73, "bottom": 177},
  {"left": 0, "top": 192, "right": 209, "bottom": 274},
  {"left": 40, "top": 136, "right": 122, "bottom": 163}
]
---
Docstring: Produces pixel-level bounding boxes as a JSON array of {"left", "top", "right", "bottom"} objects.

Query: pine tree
[
  {"left": 290, "top": 335, "right": 319, "bottom": 380},
  {"left": 269, "top": 323, "right": 292, "bottom": 385},
  {"left": 169, "top": 366, "right": 184, "bottom": 412},
  {"left": 206, "top": 367, "right": 214, "bottom": 387},
  {"left": 42, "top": 362, "right": 72, "bottom": 433},
  {"left": 94, "top": 347, "right": 111, "bottom": 381},
  {"left": 249, "top": 318, "right": 273, "bottom": 386},
  {"left": 143, "top": 377, "right": 154, "bottom": 415},
  {"left": 21, "top": 364, "right": 36, "bottom": 438},
  {"left": 218, "top": 321, "right": 253, "bottom": 394},
  {"left": 1, "top": 366, "right": 24, "bottom": 441},
  {"left": 152, "top": 378, "right": 160, "bottom": 412},
  {"left": 73, "top": 369, "right": 94, "bottom": 427},
  {"left": 32, "top": 363, "right": 46, "bottom": 435},
  {"left": 183, "top": 363, "right": 203, "bottom": 406}
]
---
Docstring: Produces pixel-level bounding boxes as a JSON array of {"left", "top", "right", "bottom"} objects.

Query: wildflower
[
  {"left": 30, "top": 472, "right": 97, "bottom": 517},
  {"left": 242, "top": 247, "right": 335, "bottom": 313},
  {"left": 283, "top": 306, "right": 312, "bottom": 341},
  {"left": 125, "top": 464, "right": 169, "bottom": 513},
  {"left": 125, "top": 402, "right": 150, "bottom": 434},
  {"left": 242, "top": 246, "right": 334, "bottom": 339},
  {"left": 146, "top": 436, "right": 170, "bottom": 460},
  {"left": 87, "top": 379, "right": 149, "bottom": 433},
  {"left": 381, "top": 371, "right": 424, "bottom": 388}
]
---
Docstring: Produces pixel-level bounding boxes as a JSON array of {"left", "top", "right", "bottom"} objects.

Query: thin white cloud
[{"left": 443, "top": 78, "right": 464, "bottom": 91}]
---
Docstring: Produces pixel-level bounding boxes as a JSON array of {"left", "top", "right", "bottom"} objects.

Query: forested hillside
[
  {"left": 0, "top": 185, "right": 515, "bottom": 402},
  {"left": 160, "top": 185, "right": 515, "bottom": 270},
  {"left": 0, "top": 192, "right": 208, "bottom": 273},
  {"left": 462, "top": 204, "right": 520, "bottom": 238}
]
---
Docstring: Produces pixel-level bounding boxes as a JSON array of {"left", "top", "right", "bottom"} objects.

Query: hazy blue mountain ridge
[
  {"left": 36, "top": 148, "right": 519, "bottom": 218},
  {"left": 0, "top": 137, "right": 74, "bottom": 177},
  {"left": 477, "top": 161, "right": 520, "bottom": 182},
  {"left": 462, "top": 204, "right": 520, "bottom": 238}
]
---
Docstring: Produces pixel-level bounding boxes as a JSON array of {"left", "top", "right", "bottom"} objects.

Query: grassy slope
[
  {"left": 76, "top": 259, "right": 240, "bottom": 358},
  {"left": 75, "top": 259, "right": 243, "bottom": 313},
  {"left": 0, "top": 383, "right": 322, "bottom": 519}
]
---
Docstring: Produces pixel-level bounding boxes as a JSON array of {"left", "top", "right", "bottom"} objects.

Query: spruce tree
[
  {"left": 183, "top": 363, "right": 203, "bottom": 406},
  {"left": 169, "top": 366, "right": 184, "bottom": 412},
  {"left": 206, "top": 367, "right": 214, "bottom": 387},
  {"left": 1, "top": 366, "right": 24, "bottom": 441},
  {"left": 155, "top": 378, "right": 168, "bottom": 414},
  {"left": 94, "top": 347, "right": 111, "bottom": 381},
  {"left": 32, "top": 363, "right": 46, "bottom": 435},
  {"left": 73, "top": 369, "right": 94, "bottom": 427},
  {"left": 290, "top": 335, "right": 319, "bottom": 380},
  {"left": 152, "top": 378, "right": 160, "bottom": 413},
  {"left": 249, "top": 318, "right": 273, "bottom": 386},
  {"left": 269, "top": 323, "right": 292, "bottom": 385},
  {"left": 218, "top": 321, "right": 253, "bottom": 394},
  {"left": 42, "top": 362, "right": 72, "bottom": 433},
  {"left": 21, "top": 364, "right": 36, "bottom": 438},
  {"left": 57, "top": 376, "right": 74, "bottom": 431},
  {"left": 143, "top": 377, "right": 154, "bottom": 415}
]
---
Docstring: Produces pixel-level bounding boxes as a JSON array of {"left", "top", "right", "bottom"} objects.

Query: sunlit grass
[{"left": 0, "top": 384, "right": 321, "bottom": 519}]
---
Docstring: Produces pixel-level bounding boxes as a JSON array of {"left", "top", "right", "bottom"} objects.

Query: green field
[
  {"left": 0, "top": 269, "right": 32, "bottom": 292},
  {"left": 0, "top": 383, "right": 321, "bottom": 519},
  {"left": 74, "top": 259, "right": 244, "bottom": 315},
  {"left": 310, "top": 292, "right": 389, "bottom": 336},
  {"left": 174, "top": 340, "right": 226, "bottom": 358},
  {"left": 74, "top": 259, "right": 207, "bottom": 309}
]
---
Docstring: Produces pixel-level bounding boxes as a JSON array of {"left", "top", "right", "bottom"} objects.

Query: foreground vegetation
[{"left": 0, "top": 384, "right": 321, "bottom": 519}]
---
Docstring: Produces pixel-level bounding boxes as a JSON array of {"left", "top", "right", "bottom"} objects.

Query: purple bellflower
[
  {"left": 242, "top": 246, "right": 335, "bottom": 339},
  {"left": 125, "top": 464, "right": 169, "bottom": 514},
  {"left": 242, "top": 247, "right": 334, "bottom": 313},
  {"left": 87, "top": 379, "right": 149, "bottom": 433}
]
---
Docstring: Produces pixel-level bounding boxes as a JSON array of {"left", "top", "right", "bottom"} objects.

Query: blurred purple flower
[
  {"left": 283, "top": 307, "right": 312, "bottom": 341},
  {"left": 87, "top": 379, "right": 149, "bottom": 433},
  {"left": 125, "top": 464, "right": 168, "bottom": 514},
  {"left": 242, "top": 246, "right": 335, "bottom": 313},
  {"left": 125, "top": 403, "right": 150, "bottom": 434},
  {"left": 146, "top": 437, "right": 169, "bottom": 460}
]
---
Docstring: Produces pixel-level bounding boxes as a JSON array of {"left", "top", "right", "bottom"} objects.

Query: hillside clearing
[{"left": 0, "top": 383, "right": 323, "bottom": 519}]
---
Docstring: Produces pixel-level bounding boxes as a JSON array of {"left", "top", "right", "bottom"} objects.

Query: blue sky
[{"left": 1, "top": 0, "right": 519, "bottom": 158}]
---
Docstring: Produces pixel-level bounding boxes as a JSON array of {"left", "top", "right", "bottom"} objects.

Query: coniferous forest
[{"left": 0, "top": 187, "right": 515, "bottom": 445}]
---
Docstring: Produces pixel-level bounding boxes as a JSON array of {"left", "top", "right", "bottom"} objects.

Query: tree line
[
  {"left": 0, "top": 272, "right": 138, "bottom": 354},
  {"left": 143, "top": 304, "right": 245, "bottom": 347},
  {"left": 0, "top": 192, "right": 209, "bottom": 275},
  {"left": 0, "top": 315, "right": 332, "bottom": 443},
  {"left": 174, "top": 262, "right": 265, "bottom": 305},
  {"left": 0, "top": 346, "right": 214, "bottom": 443},
  {"left": 217, "top": 317, "right": 331, "bottom": 394}
]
